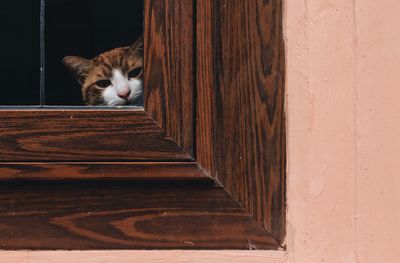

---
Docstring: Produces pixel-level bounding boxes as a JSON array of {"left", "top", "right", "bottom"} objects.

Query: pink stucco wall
[
  {"left": 1, "top": 0, "right": 399, "bottom": 262},
  {"left": 287, "top": 0, "right": 400, "bottom": 262}
]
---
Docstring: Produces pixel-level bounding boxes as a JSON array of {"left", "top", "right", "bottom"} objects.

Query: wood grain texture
[
  {"left": 0, "top": 0, "right": 286, "bottom": 250},
  {"left": 196, "top": 0, "right": 215, "bottom": 177},
  {"left": 144, "top": 0, "right": 195, "bottom": 156},
  {"left": 0, "top": 162, "right": 211, "bottom": 181},
  {"left": 0, "top": 0, "right": 196, "bottom": 164},
  {"left": 196, "top": 0, "right": 286, "bottom": 244},
  {"left": 0, "top": 110, "right": 192, "bottom": 161},
  {"left": 0, "top": 183, "right": 279, "bottom": 250}
]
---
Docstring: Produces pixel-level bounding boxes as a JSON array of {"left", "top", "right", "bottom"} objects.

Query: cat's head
[{"left": 63, "top": 36, "right": 143, "bottom": 106}]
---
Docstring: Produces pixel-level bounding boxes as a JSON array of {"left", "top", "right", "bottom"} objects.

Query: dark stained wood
[
  {"left": 196, "top": 0, "right": 286, "bottom": 244},
  {"left": 0, "top": 0, "right": 287, "bottom": 250},
  {"left": 0, "top": 183, "right": 279, "bottom": 250},
  {"left": 0, "top": 162, "right": 211, "bottom": 181},
  {"left": 0, "top": 0, "right": 196, "bottom": 163},
  {"left": 0, "top": 110, "right": 192, "bottom": 161},
  {"left": 144, "top": 0, "right": 195, "bottom": 156},
  {"left": 196, "top": 0, "right": 216, "bottom": 177}
]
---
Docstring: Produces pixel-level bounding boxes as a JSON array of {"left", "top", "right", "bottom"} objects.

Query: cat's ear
[
  {"left": 63, "top": 56, "right": 93, "bottom": 84},
  {"left": 130, "top": 35, "right": 143, "bottom": 52}
]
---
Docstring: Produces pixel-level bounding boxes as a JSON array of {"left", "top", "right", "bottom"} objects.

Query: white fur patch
[{"left": 102, "top": 69, "right": 143, "bottom": 106}]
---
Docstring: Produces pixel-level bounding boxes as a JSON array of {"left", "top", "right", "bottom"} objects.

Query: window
[
  {"left": 45, "top": 0, "right": 144, "bottom": 106},
  {"left": 1, "top": 0, "right": 143, "bottom": 107},
  {"left": 0, "top": 0, "right": 286, "bottom": 250}
]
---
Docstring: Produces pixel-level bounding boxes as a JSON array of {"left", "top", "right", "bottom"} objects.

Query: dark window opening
[
  {"left": 45, "top": 0, "right": 144, "bottom": 106},
  {"left": 0, "top": 1, "right": 40, "bottom": 106},
  {"left": 0, "top": 0, "right": 143, "bottom": 107}
]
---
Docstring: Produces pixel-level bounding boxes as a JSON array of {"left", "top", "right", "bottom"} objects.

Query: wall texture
[
  {"left": 287, "top": 0, "right": 400, "bottom": 262},
  {"left": 354, "top": 1, "right": 400, "bottom": 261},
  {"left": 1, "top": 0, "right": 400, "bottom": 262}
]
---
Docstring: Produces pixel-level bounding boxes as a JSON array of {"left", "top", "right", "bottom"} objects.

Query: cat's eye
[
  {"left": 128, "top": 67, "right": 143, "bottom": 79},
  {"left": 96, "top": 80, "right": 111, "bottom": 88}
]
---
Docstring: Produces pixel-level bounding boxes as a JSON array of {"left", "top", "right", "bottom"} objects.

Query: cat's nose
[{"left": 118, "top": 89, "right": 131, "bottom": 100}]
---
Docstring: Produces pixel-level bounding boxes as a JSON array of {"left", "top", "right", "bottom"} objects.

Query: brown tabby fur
[{"left": 63, "top": 36, "right": 143, "bottom": 105}]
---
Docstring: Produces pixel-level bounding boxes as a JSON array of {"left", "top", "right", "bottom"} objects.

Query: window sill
[{"left": 0, "top": 181, "right": 280, "bottom": 250}]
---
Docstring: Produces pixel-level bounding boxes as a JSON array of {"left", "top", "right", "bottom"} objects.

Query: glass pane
[
  {"left": 45, "top": 0, "right": 144, "bottom": 107},
  {"left": 0, "top": 1, "right": 41, "bottom": 106}
]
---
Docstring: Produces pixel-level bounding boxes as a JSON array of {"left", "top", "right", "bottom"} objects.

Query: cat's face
[{"left": 63, "top": 37, "right": 143, "bottom": 106}]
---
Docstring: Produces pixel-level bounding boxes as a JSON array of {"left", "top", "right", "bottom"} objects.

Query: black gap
[{"left": 0, "top": 1, "right": 41, "bottom": 105}]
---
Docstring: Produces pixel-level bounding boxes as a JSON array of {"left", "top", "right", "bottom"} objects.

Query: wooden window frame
[{"left": 0, "top": 0, "right": 286, "bottom": 250}]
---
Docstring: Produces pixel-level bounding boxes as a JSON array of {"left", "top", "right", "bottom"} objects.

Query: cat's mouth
[
  {"left": 110, "top": 100, "right": 131, "bottom": 106},
  {"left": 102, "top": 94, "right": 142, "bottom": 107},
  {"left": 107, "top": 97, "right": 137, "bottom": 106}
]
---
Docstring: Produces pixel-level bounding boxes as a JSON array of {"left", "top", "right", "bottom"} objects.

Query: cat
[{"left": 63, "top": 36, "right": 143, "bottom": 106}]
